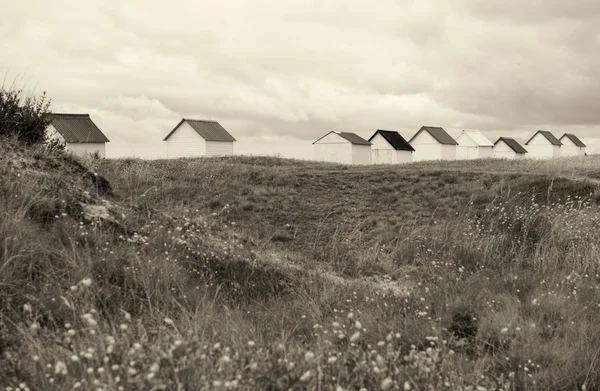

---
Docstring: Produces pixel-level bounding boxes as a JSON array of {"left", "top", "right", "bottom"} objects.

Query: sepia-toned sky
[{"left": 1, "top": 0, "right": 599, "bottom": 158}]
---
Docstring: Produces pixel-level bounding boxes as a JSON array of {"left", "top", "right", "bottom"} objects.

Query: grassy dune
[{"left": 3, "top": 140, "right": 600, "bottom": 390}]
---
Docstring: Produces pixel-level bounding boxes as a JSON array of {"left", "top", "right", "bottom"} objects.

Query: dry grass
[{"left": 3, "top": 143, "right": 600, "bottom": 390}]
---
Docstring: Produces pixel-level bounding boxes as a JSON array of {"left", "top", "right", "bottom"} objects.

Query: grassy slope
[{"left": 3, "top": 143, "right": 600, "bottom": 390}]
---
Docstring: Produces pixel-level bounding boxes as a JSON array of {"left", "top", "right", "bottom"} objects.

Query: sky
[{"left": 1, "top": 0, "right": 599, "bottom": 159}]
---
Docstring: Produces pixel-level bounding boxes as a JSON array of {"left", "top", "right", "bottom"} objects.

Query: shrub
[{"left": 0, "top": 87, "right": 52, "bottom": 145}]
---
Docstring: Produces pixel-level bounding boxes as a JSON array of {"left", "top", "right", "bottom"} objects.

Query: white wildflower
[
  {"left": 299, "top": 370, "right": 311, "bottom": 382},
  {"left": 304, "top": 351, "right": 315, "bottom": 363},
  {"left": 381, "top": 378, "right": 393, "bottom": 390}
]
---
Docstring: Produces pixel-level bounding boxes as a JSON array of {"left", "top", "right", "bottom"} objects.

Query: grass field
[{"left": 3, "top": 139, "right": 600, "bottom": 390}]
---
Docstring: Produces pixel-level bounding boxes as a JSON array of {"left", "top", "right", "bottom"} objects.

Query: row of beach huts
[
  {"left": 44, "top": 114, "right": 586, "bottom": 164},
  {"left": 312, "top": 127, "right": 586, "bottom": 165}
]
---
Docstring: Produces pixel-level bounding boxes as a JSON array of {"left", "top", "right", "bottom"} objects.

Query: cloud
[{"left": 1, "top": 0, "right": 599, "bottom": 157}]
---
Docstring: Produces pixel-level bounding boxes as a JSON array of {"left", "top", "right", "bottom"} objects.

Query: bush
[{"left": 0, "top": 87, "right": 52, "bottom": 145}]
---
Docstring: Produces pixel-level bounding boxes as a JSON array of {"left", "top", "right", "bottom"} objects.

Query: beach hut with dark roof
[
  {"left": 368, "top": 129, "right": 414, "bottom": 164},
  {"left": 559, "top": 133, "right": 586, "bottom": 157},
  {"left": 408, "top": 126, "right": 458, "bottom": 161},
  {"left": 524, "top": 130, "right": 562, "bottom": 158},
  {"left": 492, "top": 137, "right": 528, "bottom": 159},
  {"left": 163, "top": 119, "right": 236, "bottom": 158},
  {"left": 312, "top": 131, "right": 372, "bottom": 165},
  {"left": 46, "top": 114, "right": 110, "bottom": 158}
]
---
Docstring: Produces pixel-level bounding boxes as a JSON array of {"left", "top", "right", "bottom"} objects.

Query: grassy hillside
[{"left": 3, "top": 141, "right": 600, "bottom": 390}]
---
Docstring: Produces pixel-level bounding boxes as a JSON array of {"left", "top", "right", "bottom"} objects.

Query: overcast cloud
[{"left": 1, "top": 0, "right": 599, "bottom": 158}]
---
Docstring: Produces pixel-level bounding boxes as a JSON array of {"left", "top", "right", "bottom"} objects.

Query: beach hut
[
  {"left": 313, "top": 131, "right": 371, "bottom": 165},
  {"left": 492, "top": 137, "right": 528, "bottom": 159},
  {"left": 559, "top": 133, "right": 586, "bottom": 157},
  {"left": 368, "top": 129, "right": 414, "bottom": 164},
  {"left": 524, "top": 130, "right": 562, "bottom": 158},
  {"left": 455, "top": 130, "right": 494, "bottom": 160},
  {"left": 408, "top": 126, "right": 457, "bottom": 161},
  {"left": 163, "top": 119, "right": 236, "bottom": 158},
  {"left": 46, "top": 114, "right": 110, "bottom": 158}
]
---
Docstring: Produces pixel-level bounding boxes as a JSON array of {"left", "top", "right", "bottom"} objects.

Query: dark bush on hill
[{"left": 0, "top": 87, "right": 52, "bottom": 145}]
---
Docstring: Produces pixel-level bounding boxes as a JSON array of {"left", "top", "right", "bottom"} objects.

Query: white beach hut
[
  {"left": 368, "top": 129, "right": 414, "bottom": 164},
  {"left": 492, "top": 137, "right": 528, "bottom": 159},
  {"left": 455, "top": 130, "right": 494, "bottom": 160},
  {"left": 408, "top": 126, "right": 457, "bottom": 162},
  {"left": 46, "top": 114, "right": 110, "bottom": 158},
  {"left": 312, "top": 131, "right": 372, "bottom": 165},
  {"left": 559, "top": 133, "right": 586, "bottom": 157},
  {"left": 163, "top": 119, "right": 236, "bottom": 158},
  {"left": 524, "top": 130, "right": 562, "bottom": 158}
]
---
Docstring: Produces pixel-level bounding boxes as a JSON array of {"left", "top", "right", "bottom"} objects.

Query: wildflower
[
  {"left": 82, "top": 313, "right": 98, "bottom": 327},
  {"left": 249, "top": 362, "right": 258, "bottom": 371},
  {"left": 500, "top": 327, "right": 509, "bottom": 334},
  {"left": 32, "top": 355, "right": 40, "bottom": 362},
  {"left": 164, "top": 318, "right": 174, "bottom": 326},
  {"left": 299, "top": 370, "right": 311, "bottom": 382},
  {"left": 347, "top": 312, "right": 354, "bottom": 319},
  {"left": 120, "top": 324, "right": 128, "bottom": 331},
  {"left": 23, "top": 303, "right": 32, "bottom": 313},
  {"left": 247, "top": 340, "right": 255, "bottom": 347},
  {"left": 350, "top": 332, "right": 361, "bottom": 342},
  {"left": 70, "top": 355, "right": 79, "bottom": 362},
  {"left": 304, "top": 351, "right": 315, "bottom": 363},
  {"left": 381, "top": 378, "right": 393, "bottom": 390},
  {"left": 74, "top": 382, "right": 81, "bottom": 389},
  {"left": 404, "top": 381, "right": 412, "bottom": 390},
  {"left": 354, "top": 321, "right": 362, "bottom": 329},
  {"left": 54, "top": 361, "right": 67, "bottom": 375},
  {"left": 149, "top": 363, "right": 160, "bottom": 373},
  {"left": 81, "top": 278, "right": 92, "bottom": 287},
  {"left": 327, "top": 356, "right": 337, "bottom": 364},
  {"left": 67, "top": 329, "right": 76, "bottom": 336}
]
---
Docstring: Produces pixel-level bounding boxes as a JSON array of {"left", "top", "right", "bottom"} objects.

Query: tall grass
[{"left": 3, "top": 141, "right": 600, "bottom": 389}]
